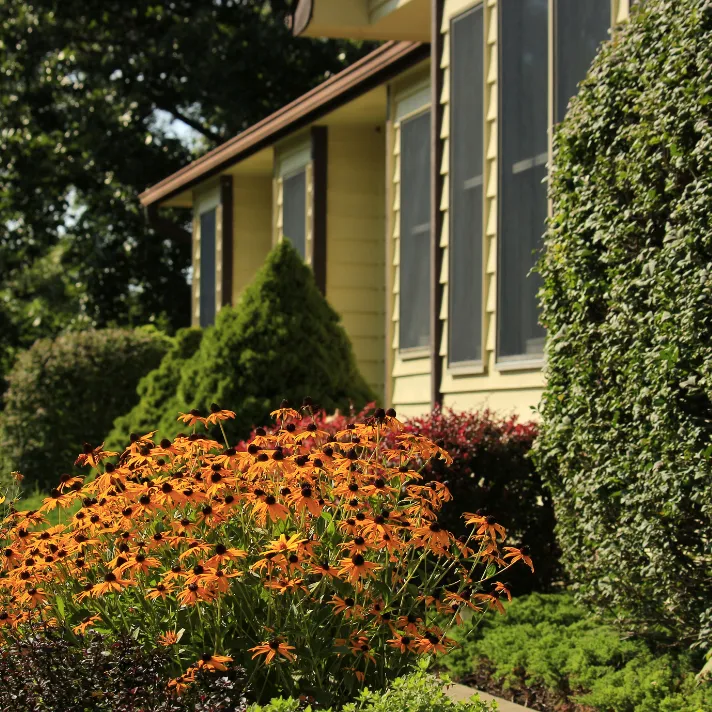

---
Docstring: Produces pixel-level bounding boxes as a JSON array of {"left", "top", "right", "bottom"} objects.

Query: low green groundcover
[
  {"left": 249, "top": 667, "right": 494, "bottom": 712},
  {"left": 443, "top": 593, "right": 711, "bottom": 712}
]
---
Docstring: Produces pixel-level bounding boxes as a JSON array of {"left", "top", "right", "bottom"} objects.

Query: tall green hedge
[
  {"left": 105, "top": 327, "right": 203, "bottom": 450},
  {"left": 174, "top": 240, "right": 375, "bottom": 442},
  {"left": 0, "top": 328, "right": 170, "bottom": 489},
  {"left": 535, "top": 0, "right": 712, "bottom": 647}
]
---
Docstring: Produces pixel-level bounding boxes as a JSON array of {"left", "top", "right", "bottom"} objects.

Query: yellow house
[{"left": 140, "top": 0, "right": 637, "bottom": 419}]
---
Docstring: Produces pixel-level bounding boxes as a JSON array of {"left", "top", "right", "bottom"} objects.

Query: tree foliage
[
  {"left": 535, "top": 0, "right": 712, "bottom": 647},
  {"left": 0, "top": 0, "right": 375, "bottom": 375}
]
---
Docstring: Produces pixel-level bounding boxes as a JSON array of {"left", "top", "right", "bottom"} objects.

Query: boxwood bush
[
  {"left": 535, "top": 0, "right": 712, "bottom": 646},
  {"left": 105, "top": 327, "right": 203, "bottom": 451},
  {"left": 0, "top": 328, "right": 170, "bottom": 489}
]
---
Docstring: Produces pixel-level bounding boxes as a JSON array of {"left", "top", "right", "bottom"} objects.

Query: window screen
[
  {"left": 283, "top": 169, "right": 307, "bottom": 259},
  {"left": 499, "top": 0, "right": 548, "bottom": 360},
  {"left": 449, "top": 6, "right": 484, "bottom": 365},
  {"left": 399, "top": 110, "right": 431, "bottom": 351},
  {"left": 199, "top": 208, "right": 217, "bottom": 328},
  {"left": 555, "top": 0, "right": 610, "bottom": 123}
]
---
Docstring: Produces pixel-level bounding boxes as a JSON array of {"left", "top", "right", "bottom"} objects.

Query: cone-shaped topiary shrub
[
  {"left": 171, "top": 240, "right": 374, "bottom": 442},
  {"left": 535, "top": 0, "right": 712, "bottom": 647},
  {"left": 0, "top": 328, "right": 170, "bottom": 490},
  {"left": 105, "top": 327, "right": 203, "bottom": 451}
]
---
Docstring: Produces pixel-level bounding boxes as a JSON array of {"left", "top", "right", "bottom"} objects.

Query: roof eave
[{"left": 140, "top": 40, "right": 429, "bottom": 208}]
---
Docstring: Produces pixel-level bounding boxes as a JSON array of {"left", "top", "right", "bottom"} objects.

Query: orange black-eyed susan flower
[
  {"left": 310, "top": 559, "right": 337, "bottom": 578},
  {"left": 249, "top": 638, "right": 296, "bottom": 664},
  {"left": 464, "top": 512, "right": 507, "bottom": 542},
  {"left": 205, "top": 404, "right": 236, "bottom": 426},
  {"left": 177, "top": 410, "right": 207, "bottom": 427},
  {"left": 158, "top": 630, "right": 180, "bottom": 646},
  {"left": 503, "top": 545, "right": 534, "bottom": 572},
  {"left": 252, "top": 494, "right": 289, "bottom": 524},
  {"left": 338, "top": 553, "right": 381, "bottom": 583},
  {"left": 415, "top": 628, "right": 454, "bottom": 655},
  {"left": 72, "top": 614, "right": 101, "bottom": 635},
  {"left": 387, "top": 633, "right": 417, "bottom": 654},
  {"left": 330, "top": 595, "right": 364, "bottom": 620},
  {"left": 74, "top": 443, "right": 117, "bottom": 469},
  {"left": 177, "top": 581, "right": 215, "bottom": 606},
  {"left": 91, "top": 570, "right": 131, "bottom": 597},
  {"left": 147, "top": 582, "right": 176, "bottom": 600},
  {"left": 196, "top": 653, "right": 233, "bottom": 671}
]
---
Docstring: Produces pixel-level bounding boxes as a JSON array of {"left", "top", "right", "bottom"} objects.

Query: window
[
  {"left": 282, "top": 169, "right": 307, "bottom": 259},
  {"left": 449, "top": 6, "right": 484, "bottom": 365},
  {"left": 199, "top": 208, "right": 217, "bottom": 327},
  {"left": 498, "top": 0, "right": 548, "bottom": 361},
  {"left": 399, "top": 110, "right": 431, "bottom": 351},
  {"left": 555, "top": 0, "right": 611, "bottom": 123}
]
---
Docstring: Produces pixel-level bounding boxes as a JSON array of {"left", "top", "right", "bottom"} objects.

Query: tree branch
[{"left": 155, "top": 104, "right": 223, "bottom": 144}]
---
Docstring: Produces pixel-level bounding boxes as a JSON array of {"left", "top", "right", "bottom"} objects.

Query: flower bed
[{"left": 0, "top": 403, "right": 534, "bottom": 707}]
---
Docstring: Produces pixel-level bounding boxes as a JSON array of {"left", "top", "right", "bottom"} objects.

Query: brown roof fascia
[{"left": 140, "top": 40, "right": 428, "bottom": 207}]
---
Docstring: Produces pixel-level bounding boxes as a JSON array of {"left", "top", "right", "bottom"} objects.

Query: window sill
[
  {"left": 398, "top": 347, "right": 431, "bottom": 361},
  {"left": 447, "top": 360, "right": 486, "bottom": 377},
  {"left": 495, "top": 357, "right": 545, "bottom": 373}
]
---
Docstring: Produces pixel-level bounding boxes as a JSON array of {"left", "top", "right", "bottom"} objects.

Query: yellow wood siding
[
  {"left": 326, "top": 125, "right": 387, "bottom": 400},
  {"left": 232, "top": 175, "right": 273, "bottom": 303},
  {"left": 433, "top": 0, "right": 622, "bottom": 419},
  {"left": 388, "top": 74, "right": 432, "bottom": 416}
]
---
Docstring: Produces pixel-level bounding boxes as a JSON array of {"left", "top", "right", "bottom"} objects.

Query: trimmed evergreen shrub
[
  {"left": 535, "top": 0, "right": 712, "bottom": 646},
  {"left": 172, "top": 240, "right": 374, "bottom": 442},
  {"left": 0, "top": 328, "right": 170, "bottom": 489},
  {"left": 105, "top": 327, "right": 203, "bottom": 450}
]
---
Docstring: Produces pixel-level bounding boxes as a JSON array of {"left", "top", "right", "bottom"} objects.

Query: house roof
[{"left": 139, "top": 40, "right": 429, "bottom": 208}]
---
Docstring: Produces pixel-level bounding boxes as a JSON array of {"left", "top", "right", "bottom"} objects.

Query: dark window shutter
[{"left": 199, "top": 208, "right": 217, "bottom": 327}]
